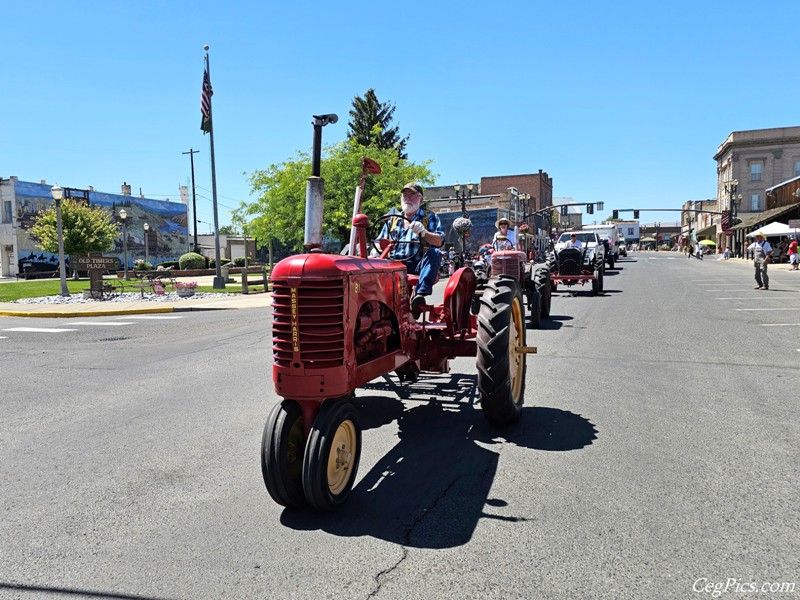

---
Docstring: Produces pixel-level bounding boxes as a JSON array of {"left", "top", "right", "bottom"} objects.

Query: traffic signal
[
  {"left": 634, "top": 210, "right": 640, "bottom": 219},
  {"left": 561, "top": 205, "right": 568, "bottom": 216},
  {"left": 586, "top": 203, "right": 594, "bottom": 214},
  {"left": 612, "top": 210, "right": 619, "bottom": 219}
]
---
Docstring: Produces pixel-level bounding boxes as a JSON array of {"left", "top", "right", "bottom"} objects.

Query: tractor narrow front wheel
[
  {"left": 302, "top": 400, "right": 362, "bottom": 511},
  {"left": 476, "top": 277, "right": 527, "bottom": 426},
  {"left": 261, "top": 400, "right": 307, "bottom": 508}
]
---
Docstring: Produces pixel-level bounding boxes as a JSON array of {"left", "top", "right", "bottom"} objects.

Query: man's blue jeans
[{"left": 406, "top": 248, "right": 441, "bottom": 295}]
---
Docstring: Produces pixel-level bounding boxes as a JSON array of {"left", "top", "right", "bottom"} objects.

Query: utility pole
[{"left": 183, "top": 148, "right": 200, "bottom": 253}]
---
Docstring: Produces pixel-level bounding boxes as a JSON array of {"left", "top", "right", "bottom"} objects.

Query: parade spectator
[
  {"left": 788, "top": 237, "right": 798, "bottom": 271},
  {"left": 747, "top": 231, "right": 773, "bottom": 290}
]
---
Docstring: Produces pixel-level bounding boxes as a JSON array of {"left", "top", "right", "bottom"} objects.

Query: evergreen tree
[{"left": 347, "top": 89, "right": 409, "bottom": 160}]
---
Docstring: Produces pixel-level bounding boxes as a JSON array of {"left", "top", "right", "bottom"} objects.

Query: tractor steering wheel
[{"left": 370, "top": 213, "right": 424, "bottom": 265}]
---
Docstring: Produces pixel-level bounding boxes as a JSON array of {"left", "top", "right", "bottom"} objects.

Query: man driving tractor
[{"left": 377, "top": 182, "right": 444, "bottom": 316}]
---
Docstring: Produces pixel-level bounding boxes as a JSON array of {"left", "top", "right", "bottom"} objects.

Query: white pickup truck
[{"left": 582, "top": 224, "right": 620, "bottom": 269}]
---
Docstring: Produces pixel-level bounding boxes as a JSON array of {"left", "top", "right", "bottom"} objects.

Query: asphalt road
[{"left": 1, "top": 253, "right": 797, "bottom": 600}]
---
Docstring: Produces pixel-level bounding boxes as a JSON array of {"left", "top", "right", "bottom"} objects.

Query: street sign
[
  {"left": 74, "top": 256, "right": 118, "bottom": 270},
  {"left": 788, "top": 219, "right": 800, "bottom": 229}
]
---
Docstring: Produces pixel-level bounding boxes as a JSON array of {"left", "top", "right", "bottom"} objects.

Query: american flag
[
  {"left": 201, "top": 67, "right": 213, "bottom": 134},
  {"left": 721, "top": 209, "right": 730, "bottom": 232}
]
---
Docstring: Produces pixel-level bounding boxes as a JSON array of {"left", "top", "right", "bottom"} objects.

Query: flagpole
[{"left": 204, "top": 46, "right": 225, "bottom": 289}]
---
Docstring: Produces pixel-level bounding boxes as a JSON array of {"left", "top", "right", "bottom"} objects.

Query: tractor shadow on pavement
[{"left": 280, "top": 374, "right": 598, "bottom": 548}]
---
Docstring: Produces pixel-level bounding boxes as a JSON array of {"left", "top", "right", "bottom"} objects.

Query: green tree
[
  {"left": 219, "top": 224, "right": 239, "bottom": 235},
  {"left": 347, "top": 89, "right": 409, "bottom": 160},
  {"left": 29, "top": 200, "right": 118, "bottom": 276},
  {"left": 239, "top": 138, "right": 435, "bottom": 251}
]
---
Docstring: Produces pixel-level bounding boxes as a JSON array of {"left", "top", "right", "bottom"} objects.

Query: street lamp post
[
  {"left": 50, "top": 184, "right": 70, "bottom": 297},
  {"left": 119, "top": 209, "right": 130, "bottom": 280},
  {"left": 453, "top": 182, "right": 474, "bottom": 254},
  {"left": 654, "top": 222, "right": 661, "bottom": 252},
  {"left": 724, "top": 179, "right": 740, "bottom": 256},
  {"left": 143, "top": 222, "right": 150, "bottom": 265},
  {"left": 453, "top": 182, "right": 474, "bottom": 217}
]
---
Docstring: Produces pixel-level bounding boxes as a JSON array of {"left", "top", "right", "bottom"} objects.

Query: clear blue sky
[{"left": 3, "top": 0, "right": 799, "bottom": 231}]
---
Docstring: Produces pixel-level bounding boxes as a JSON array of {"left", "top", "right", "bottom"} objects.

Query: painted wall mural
[{"left": 13, "top": 181, "right": 188, "bottom": 271}]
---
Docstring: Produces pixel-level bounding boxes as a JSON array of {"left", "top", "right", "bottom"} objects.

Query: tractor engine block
[{"left": 354, "top": 300, "right": 396, "bottom": 364}]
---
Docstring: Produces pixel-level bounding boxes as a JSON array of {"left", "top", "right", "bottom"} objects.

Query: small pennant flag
[{"left": 201, "top": 68, "right": 213, "bottom": 134}]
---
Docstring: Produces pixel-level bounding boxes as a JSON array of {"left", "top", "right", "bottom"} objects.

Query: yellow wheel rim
[
  {"left": 509, "top": 296, "right": 524, "bottom": 400},
  {"left": 327, "top": 419, "right": 357, "bottom": 496}
]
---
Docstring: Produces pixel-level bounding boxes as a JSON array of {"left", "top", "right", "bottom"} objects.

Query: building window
[
  {"left": 750, "top": 162, "right": 763, "bottom": 182},
  {"left": 751, "top": 194, "right": 762, "bottom": 211},
  {"left": 795, "top": 160, "right": 800, "bottom": 177},
  {"left": 2, "top": 201, "right": 12, "bottom": 223},
  {"left": 628, "top": 227, "right": 634, "bottom": 235}
]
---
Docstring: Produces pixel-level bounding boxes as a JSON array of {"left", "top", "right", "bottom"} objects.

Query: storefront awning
[
  {"left": 695, "top": 225, "right": 716, "bottom": 238},
  {"left": 729, "top": 202, "right": 800, "bottom": 231}
]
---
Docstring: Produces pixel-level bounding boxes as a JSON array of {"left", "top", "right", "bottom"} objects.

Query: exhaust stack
[{"left": 304, "top": 114, "right": 338, "bottom": 250}]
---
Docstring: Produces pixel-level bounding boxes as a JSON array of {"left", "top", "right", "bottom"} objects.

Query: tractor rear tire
[
  {"left": 598, "top": 266, "right": 604, "bottom": 292},
  {"left": 261, "top": 400, "right": 307, "bottom": 508},
  {"left": 529, "top": 290, "right": 541, "bottom": 328},
  {"left": 534, "top": 266, "right": 551, "bottom": 318},
  {"left": 476, "top": 277, "right": 527, "bottom": 426},
  {"left": 302, "top": 400, "right": 362, "bottom": 511}
]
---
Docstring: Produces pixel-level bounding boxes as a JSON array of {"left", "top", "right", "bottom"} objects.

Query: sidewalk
[{"left": 0, "top": 275, "right": 271, "bottom": 318}]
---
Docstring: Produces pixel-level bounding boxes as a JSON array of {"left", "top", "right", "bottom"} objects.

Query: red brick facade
[{"left": 479, "top": 170, "right": 553, "bottom": 213}]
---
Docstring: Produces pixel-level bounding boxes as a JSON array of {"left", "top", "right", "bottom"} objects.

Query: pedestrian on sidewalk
[
  {"left": 747, "top": 231, "right": 773, "bottom": 290},
  {"left": 788, "top": 237, "right": 798, "bottom": 271},
  {"left": 694, "top": 242, "right": 703, "bottom": 260}
]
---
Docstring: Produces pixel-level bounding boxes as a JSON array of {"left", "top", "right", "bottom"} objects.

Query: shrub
[
  {"left": 233, "top": 256, "right": 248, "bottom": 267},
  {"left": 179, "top": 252, "right": 206, "bottom": 270},
  {"left": 208, "top": 257, "right": 230, "bottom": 268},
  {"left": 133, "top": 260, "right": 153, "bottom": 271}
]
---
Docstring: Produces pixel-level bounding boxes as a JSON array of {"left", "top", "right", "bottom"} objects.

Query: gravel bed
[{"left": 14, "top": 292, "right": 234, "bottom": 305}]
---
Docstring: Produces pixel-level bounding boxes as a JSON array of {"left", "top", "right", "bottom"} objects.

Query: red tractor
[{"left": 261, "top": 164, "right": 536, "bottom": 511}]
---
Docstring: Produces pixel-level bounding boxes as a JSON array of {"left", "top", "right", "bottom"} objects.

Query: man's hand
[{"left": 411, "top": 221, "right": 425, "bottom": 236}]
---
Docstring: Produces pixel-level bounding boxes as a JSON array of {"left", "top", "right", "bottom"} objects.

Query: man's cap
[
  {"left": 754, "top": 230, "right": 765, "bottom": 238},
  {"left": 402, "top": 182, "right": 424, "bottom": 196},
  {"left": 496, "top": 218, "right": 511, "bottom": 228}
]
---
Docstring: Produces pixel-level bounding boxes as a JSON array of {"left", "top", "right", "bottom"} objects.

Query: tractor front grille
[
  {"left": 491, "top": 253, "right": 521, "bottom": 281},
  {"left": 272, "top": 279, "right": 345, "bottom": 369}
]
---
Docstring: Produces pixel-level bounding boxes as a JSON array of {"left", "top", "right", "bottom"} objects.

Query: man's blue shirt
[{"left": 378, "top": 208, "right": 444, "bottom": 263}]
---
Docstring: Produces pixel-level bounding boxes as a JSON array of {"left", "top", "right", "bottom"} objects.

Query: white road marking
[
  {"left": 64, "top": 321, "right": 135, "bottom": 326},
  {"left": 716, "top": 297, "right": 794, "bottom": 300},
  {"left": 2, "top": 327, "right": 78, "bottom": 333},
  {"left": 761, "top": 323, "right": 800, "bottom": 327},
  {"left": 64, "top": 321, "right": 133, "bottom": 325},
  {"left": 121, "top": 315, "right": 183, "bottom": 320},
  {"left": 0, "top": 336, "right": 7, "bottom": 339},
  {"left": 735, "top": 308, "right": 800, "bottom": 311}
]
